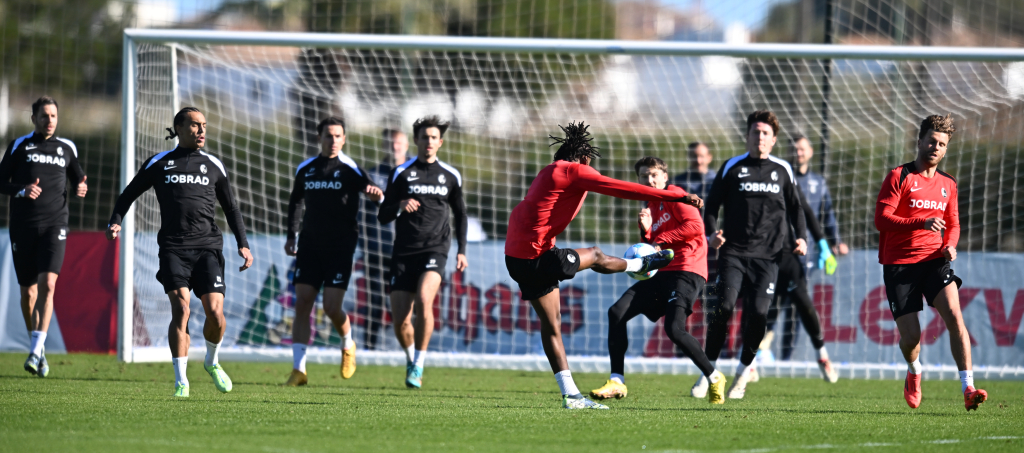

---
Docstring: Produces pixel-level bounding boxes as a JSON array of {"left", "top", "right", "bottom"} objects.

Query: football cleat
[
  {"left": 563, "top": 393, "right": 609, "bottom": 410},
  {"left": 341, "top": 345, "right": 357, "bottom": 379},
  {"left": 38, "top": 353, "right": 49, "bottom": 378},
  {"left": 285, "top": 369, "right": 308, "bottom": 387},
  {"left": 818, "top": 358, "right": 839, "bottom": 383},
  {"left": 727, "top": 371, "right": 751, "bottom": 399},
  {"left": 205, "top": 364, "right": 233, "bottom": 393},
  {"left": 691, "top": 374, "right": 708, "bottom": 398},
  {"left": 589, "top": 379, "right": 628, "bottom": 400},
  {"left": 174, "top": 383, "right": 190, "bottom": 398},
  {"left": 24, "top": 353, "right": 40, "bottom": 375},
  {"left": 638, "top": 250, "right": 675, "bottom": 274},
  {"left": 405, "top": 364, "right": 423, "bottom": 389},
  {"left": 964, "top": 386, "right": 988, "bottom": 411},
  {"left": 748, "top": 366, "right": 760, "bottom": 383},
  {"left": 904, "top": 372, "right": 922, "bottom": 409},
  {"left": 707, "top": 371, "right": 727, "bottom": 405}
]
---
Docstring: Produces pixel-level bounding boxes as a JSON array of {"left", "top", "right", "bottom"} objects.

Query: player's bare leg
[
  {"left": 200, "top": 292, "right": 232, "bottom": 393},
  {"left": 287, "top": 283, "right": 318, "bottom": 386},
  {"left": 895, "top": 313, "right": 923, "bottom": 408},
  {"left": 531, "top": 289, "right": 607, "bottom": 409},
  {"left": 575, "top": 246, "right": 674, "bottom": 275},
  {"left": 323, "top": 287, "right": 357, "bottom": 379},
  {"left": 402, "top": 271, "right": 442, "bottom": 388},
  {"left": 390, "top": 290, "right": 415, "bottom": 359},
  {"left": 21, "top": 272, "right": 57, "bottom": 377},
  {"left": 932, "top": 284, "right": 986, "bottom": 410},
  {"left": 166, "top": 288, "right": 192, "bottom": 396}
]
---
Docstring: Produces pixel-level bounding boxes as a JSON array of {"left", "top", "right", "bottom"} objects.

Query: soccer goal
[{"left": 120, "top": 29, "right": 1024, "bottom": 380}]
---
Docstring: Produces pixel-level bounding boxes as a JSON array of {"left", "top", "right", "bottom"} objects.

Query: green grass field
[{"left": 1, "top": 353, "right": 1021, "bottom": 452}]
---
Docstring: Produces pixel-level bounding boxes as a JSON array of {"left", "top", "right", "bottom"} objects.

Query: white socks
[
  {"left": 555, "top": 370, "right": 581, "bottom": 396},
  {"left": 172, "top": 357, "right": 189, "bottom": 386},
  {"left": 343, "top": 330, "right": 355, "bottom": 351},
  {"left": 908, "top": 358, "right": 922, "bottom": 375},
  {"left": 404, "top": 345, "right": 415, "bottom": 364},
  {"left": 293, "top": 343, "right": 308, "bottom": 373},
  {"left": 624, "top": 258, "right": 643, "bottom": 273},
  {"left": 609, "top": 373, "right": 625, "bottom": 384},
  {"left": 816, "top": 347, "right": 829, "bottom": 361},
  {"left": 708, "top": 369, "right": 722, "bottom": 383},
  {"left": 736, "top": 361, "right": 754, "bottom": 377},
  {"left": 413, "top": 350, "right": 427, "bottom": 368},
  {"left": 29, "top": 331, "right": 46, "bottom": 356},
  {"left": 959, "top": 370, "right": 974, "bottom": 392},
  {"left": 204, "top": 340, "right": 221, "bottom": 367}
]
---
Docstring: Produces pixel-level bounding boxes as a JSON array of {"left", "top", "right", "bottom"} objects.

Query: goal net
[{"left": 121, "top": 30, "right": 1024, "bottom": 380}]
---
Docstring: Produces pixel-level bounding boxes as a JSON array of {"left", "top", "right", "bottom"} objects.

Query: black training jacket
[
  {"left": 378, "top": 156, "right": 467, "bottom": 257},
  {"left": 0, "top": 132, "right": 86, "bottom": 228},
  {"left": 287, "top": 152, "right": 378, "bottom": 245}
]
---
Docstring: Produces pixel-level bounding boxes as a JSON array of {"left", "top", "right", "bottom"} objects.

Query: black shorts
[
  {"left": 883, "top": 258, "right": 962, "bottom": 319},
  {"left": 622, "top": 271, "right": 706, "bottom": 321},
  {"left": 390, "top": 251, "right": 447, "bottom": 293},
  {"left": 504, "top": 247, "right": 581, "bottom": 300},
  {"left": 157, "top": 248, "right": 225, "bottom": 296},
  {"left": 776, "top": 252, "right": 807, "bottom": 295},
  {"left": 9, "top": 225, "right": 67, "bottom": 286},
  {"left": 293, "top": 237, "right": 357, "bottom": 290},
  {"left": 717, "top": 254, "right": 780, "bottom": 299}
]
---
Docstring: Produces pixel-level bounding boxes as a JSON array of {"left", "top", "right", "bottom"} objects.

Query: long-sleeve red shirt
[
  {"left": 505, "top": 161, "right": 689, "bottom": 259},
  {"left": 639, "top": 185, "right": 707, "bottom": 279},
  {"left": 875, "top": 163, "right": 959, "bottom": 265}
]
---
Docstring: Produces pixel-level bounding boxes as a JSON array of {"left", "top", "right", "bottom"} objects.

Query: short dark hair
[
  {"left": 317, "top": 117, "right": 346, "bottom": 136},
  {"left": 382, "top": 128, "right": 405, "bottom": 140},
  {"left": 687, "top": 142, "right": 706, "bottom": 153},
  {"left": 550, "top": 121, "right": 601, "bottom": 163},
  {"left": 31, "top": 96, "right": 58, "bottom": 117},
  {"left": 634, "top": 156, "right": 668, "bottom": 176},
  {"left": 746, "top": 109, "right": 780, "bottom": 136},
  {"left": 165, "top": 107, "right": 202, "bottom": 140},
  {"left": 918, "top": 114, "right": 955, "bottom": 141},
  {"left": 412, "top": 116, "right": 449, "bottom": 139},
  {"left": 789, "top": 133, "right": 808, "bottom": 145}
]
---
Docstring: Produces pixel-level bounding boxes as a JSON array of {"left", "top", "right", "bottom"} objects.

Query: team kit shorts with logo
[
  {"left": 618, "top": 270, "right": 706, "bottom": 321},
  {"left": 389, "top": 251, "right": 449, "bottom": 292},
  {"left": 293, "top": 236, "right": 358, "bottom": 290},
  {"left": 883, "top": 258, "right": 962, "bottom": 319},
  {"left": 9, "top": 225, "right": 68, "bottom": 285},
  {"left": 157, "top": 248, "right": 226, "bottom": 295},
  {"left": 504, "top": 246, "right": 581, "bottom": 300},
  {"left": 716, "top": 254, "right": 780, "bottom": 299}
]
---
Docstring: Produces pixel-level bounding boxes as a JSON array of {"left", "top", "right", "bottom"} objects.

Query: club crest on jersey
[
  {"left": 56, "top": 147, "right": 63, "bottom": 156},
  {"left": 567, "top": 254, "right": 576, "bottom": 263},
  {"left": 200, "top": 164, "right": 207, "bottom": 174},
  {"left": 438, "top": 174, "right": 446, "bottom": 184},
  {"left": 334, "top": 170, "right": 340, "bottom": 178},
  {"left": 771, "top": 171, "right": 778, "bottom": 181},
  {"left": 942, "top": 188, "right": 948, "bottom": 198}
]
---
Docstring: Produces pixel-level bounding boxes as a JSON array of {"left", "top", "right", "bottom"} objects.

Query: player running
[
  {"left": 284, "top": 117, "right": 383, "bottom": 386},
  {"left": 378, "top": 116, "right": 467, "bottom": 389},
  {"left": 504, "top": 122, "right": 702, "bottom": 409},
  {"left": 874, "top": 114, "right": 986, "bottom": 411},
  {"left": 107, "top": 107, "right": 253, "bottom": 398},
  {"left": 590, "top": 157, "right": 726, "bottom": 404},
  {"left": 695, "top": 110, "right": 806, "bottom": 400},
  {"left": 0, "top": 96, "right": 87, "bottom": 377}
]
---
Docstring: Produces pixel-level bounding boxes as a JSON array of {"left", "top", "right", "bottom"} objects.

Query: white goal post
[{"left": 120, "top": 29, "right": 1024, "bottom": 380}]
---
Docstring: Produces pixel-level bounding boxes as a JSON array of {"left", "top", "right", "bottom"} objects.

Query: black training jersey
[
  {"left": 704, "top": 152, "right": 806, "bottom": 260},
  {"left": 287, "top": 152, "right": 377, "bottom": 243},
  {"left": 0, "top": 132, "right": 86, "bottom": 228},
  {"left": 108, "top": 147, "right": 248, "bottom": 251},
  {"left": 377, "top": 157, "right": 467, "bottom": 257}
]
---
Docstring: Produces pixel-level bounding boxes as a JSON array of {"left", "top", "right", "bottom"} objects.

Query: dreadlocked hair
[
  {"left": 166, "top": 107, "right": 202, "bottom": 140},
  {"left": 550, "top": 121, "right": 601, "bottom": 162}
]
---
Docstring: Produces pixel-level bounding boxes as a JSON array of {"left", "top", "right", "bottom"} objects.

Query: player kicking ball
[
  {"left": 504, "top": 122, "right": 703, "bottom": 409},
  {"left": 284, "top": 117, "right": 383, "bottom": 386},
  {"left": 108, "top": 107, "right": 253, "bottom": 397},
  {"left": 378, "top": 116, "right": 468, "bottom": 389},
  {"left": 0, "top": 96, "right": 88, "bottom": 378},
  {"left": 874, "top": 114, "right": 986, "bottom": 411},
  {"left": 590, "top": 157, "right": 726, "bottom": 405}
]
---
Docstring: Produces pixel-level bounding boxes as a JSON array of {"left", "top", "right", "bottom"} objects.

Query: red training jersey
[
  {"left": 639, "top": 186, "right": 708, "bottom": 279},
  {"left": 874, "top": 163, "right": 960, "bottom": 265},
  {"left": 505, "top": 160, "right": 689, "bottom": 259}
]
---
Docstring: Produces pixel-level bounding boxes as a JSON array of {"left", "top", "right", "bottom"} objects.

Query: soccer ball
[{"left": 624, "top": 243, "right": 658, "bottom": 281}]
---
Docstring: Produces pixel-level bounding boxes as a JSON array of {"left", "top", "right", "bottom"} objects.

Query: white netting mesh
[{"left": 127, "top": 37, "right": 1024, "bottom": 375}]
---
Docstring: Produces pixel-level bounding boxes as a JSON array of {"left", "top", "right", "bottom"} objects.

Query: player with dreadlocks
[{"left": 504, "top": 121, "right": 703, "bottom": 409}]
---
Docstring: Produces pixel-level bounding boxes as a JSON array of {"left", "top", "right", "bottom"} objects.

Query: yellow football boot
[
  {"left": 707, "top": 370, "right": 727, "bottom": 405},
  {"left": 589, "top": 379, "right": 628, "bottom": 400},
  {"left": 285, "top": 369, "right": 308, "bottom": 386},
  {"left": 341, "top": 345, "right": 357, "bottom": 379}
]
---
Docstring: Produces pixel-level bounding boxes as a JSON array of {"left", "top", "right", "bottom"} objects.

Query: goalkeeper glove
[{"left": 817, "top": 239, "right": 837, "bottom": 275}]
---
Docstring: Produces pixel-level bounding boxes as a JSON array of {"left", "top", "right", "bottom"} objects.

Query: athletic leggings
[{"left": 766, "top": 253, "right": 825, "bottom": 358}]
